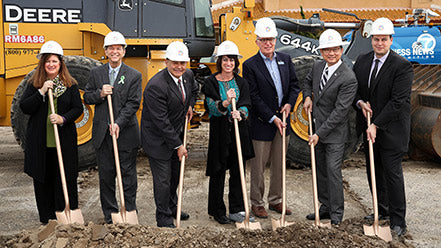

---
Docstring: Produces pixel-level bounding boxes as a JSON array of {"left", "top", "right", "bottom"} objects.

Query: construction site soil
[{"left": 1, "top": 125, "right": 440, "bottom": 247}]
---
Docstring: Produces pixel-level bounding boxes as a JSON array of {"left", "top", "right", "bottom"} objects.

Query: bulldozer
[{"left": 1, "top": 0, "right": 215, "bottom": 168}]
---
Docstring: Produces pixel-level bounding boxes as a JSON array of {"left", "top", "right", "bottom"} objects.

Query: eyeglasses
[
  {"left": 257, "top": 38, "right": 276, "bottom": 43},
  {"left": 321, "top": 47, "right": 341, "bottom": 54}
]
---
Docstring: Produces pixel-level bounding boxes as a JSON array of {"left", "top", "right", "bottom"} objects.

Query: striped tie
[
  {"left": 319, "top": 67, "right": 328, "bottom": 94},
  {"left": 110, "top": 69, "right": 116, "bottom": 86}
]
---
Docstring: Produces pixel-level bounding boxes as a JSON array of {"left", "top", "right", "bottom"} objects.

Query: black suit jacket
[
  {"left": 353, "top": 50, "right": 414, "bottom": 152},
  {"left": 303, "top": 60, "right": 357, "bottom": 143},
  {"left": 141, "top": 69, "right": 198, "bottom": 160},
  {"left": 84, "top": 63, "right": 142, "bottom": 150},
  {"left": 243, "top": 51, "right": 300, "bottom": 141},
  {"left": 20, "top": 83, "right": 82, "bottom": 182}
]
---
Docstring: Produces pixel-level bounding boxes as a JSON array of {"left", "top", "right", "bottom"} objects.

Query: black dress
[
  {"left": 20, "top": 82, "right": 82, "bottom": 223},
  {"left": 202, "top": 73, "right": 254, "bottom": 218}
]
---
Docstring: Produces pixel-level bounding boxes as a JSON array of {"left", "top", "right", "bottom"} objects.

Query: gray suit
[
  {"left": 84, "top": 63, "right": 142, "bottom": 223},
  {"left": 141, "top": 68, "right": 198, "bottom": 227},
  {"left": 303, "top": 60, "right": 357, "bottom": 222}
]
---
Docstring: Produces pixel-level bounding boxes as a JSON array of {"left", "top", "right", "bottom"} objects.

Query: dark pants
[
  {"left": 208, "top": 142, "right": 244, "bottom": 217},
  {"left": 315, "top": 142, "right": 345, "bottom": 222},
  {"left": 33, "top": 148, "right": 78, "bottom": 224},
  {"left": 97, "top": 135, "right": 138, "bottom": 223},
  {"left": 364, "top": 139, "right": 406, "bottom": 227},
  {"left": 149, "top": 151, "right": 181, "bottom": 227}
]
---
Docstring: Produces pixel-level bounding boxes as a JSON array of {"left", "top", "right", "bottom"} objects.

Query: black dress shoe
[
  {"left": 364, "top": 214, "right": 389, "bottom": 220},
  {"left": 172, "top": 211, "right": 190, "bottom": 221},
  {"left": 214, "top": 215, "right": 232, "bottom": 224},
  {"left": 158, "top": 223, "right": 176, "bottom": 228},
  {"left": 391, "top": 225, "right": 407, "bottom": 236},
  {"left": 331, "top": 220, "right": 341, "bottom": 225},
  {"left": 306, "top": 212, "right": 330, "bottom": 220}
]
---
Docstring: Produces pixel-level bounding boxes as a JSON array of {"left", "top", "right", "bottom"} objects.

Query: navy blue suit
[{"left": 243, "top": 52, "right": 300, "bottom": 141}]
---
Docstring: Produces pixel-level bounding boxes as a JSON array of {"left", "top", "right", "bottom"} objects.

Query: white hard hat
[
  {"left": 103, "top": 31, "right": 127, "bottom": 48},
  {"left": 216, "top": 40, "right": 242, "bottom": 59},
  {"left": 371, "top": 17, "right": 395, "bottom": 35},
  {"left": 317, "top": 29, "right": 349, "bottom": 50},
  {"left": 37, "top": 40, "right": 63, "bottom": 58},
  {"left": 254, "top": 17, "right": 278, "bottom": 38},
  {"left": 166, "top": 41, "right": 190, "bottom": 62}
]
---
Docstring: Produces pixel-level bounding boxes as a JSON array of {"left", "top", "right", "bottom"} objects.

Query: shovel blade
[
  {"left": 236, "top": 221, "right": 261, "bottom": 230},
  {"left": 55, "top": 209, "right": 84, "bottom": 225},
  {"left": 314, "top": 221, "right": 331, "bottom": 229},
  {"left": 125, "top": 210, "right": 139, "bottom": 225},
  {"left": 55, "top": 211, "right": 69, "bottom": 225},
  {"left": 271, "top": 218, "right": 295, "bottom": 230},
  {"left": 111, "top": 212, "right": 123, "bottom": 224},
  {"left": 111, "top": 210, "right": 138, "bottom": 225},
  {"left": 363, "top": 224, "right": 392, "bottom": 242}
]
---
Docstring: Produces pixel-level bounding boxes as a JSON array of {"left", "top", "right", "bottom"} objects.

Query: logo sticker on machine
[
  {"left": 118, "top": 0, "right": 134, "bottom": 11},
  {"left": 394, "top": 33, "right": 436, "bottom": 60},
  {"left": 4, "top": 4, "right": 81, "bottom": 23}
]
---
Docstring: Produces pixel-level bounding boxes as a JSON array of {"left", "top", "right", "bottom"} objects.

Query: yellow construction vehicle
[
  {"left": 217, "top": 2, "right": 441, "bottom": 163},
  {"left": 1, "top": 0, "right": 215, "bottom": 168},
  {"left": 2, "top": 0, "right": 440, "bottom": 169}
]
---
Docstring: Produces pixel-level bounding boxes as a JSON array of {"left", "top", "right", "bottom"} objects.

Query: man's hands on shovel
[
  {"left": 177, "top": 145, "right": 188, "bottom": 162},
  {"left": 178, "top": 107, "right": 193, "bottom": 162},
  {"left": 359, "top": 101, "right": 376, "bottom": 143},
  {"left": 303, "top": 97, "right": 319, "bottom": 146},
  {"left": 109, "top": 123, "right": 120, "bottom": 139},
  {"left": 274, "top": 104, "right": 291, "bottom": 136}
]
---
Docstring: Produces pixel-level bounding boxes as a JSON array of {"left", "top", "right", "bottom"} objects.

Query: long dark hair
[
  {"left": 30, "top": 53, "right": 77, "bottom": 88},
  {"left": 216, "top": 55, "right": 240, "bottom": 74}
]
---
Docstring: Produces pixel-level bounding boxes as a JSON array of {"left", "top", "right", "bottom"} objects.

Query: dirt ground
[{"left": 0, "top": 124, "right": 440, "bottom": 247}]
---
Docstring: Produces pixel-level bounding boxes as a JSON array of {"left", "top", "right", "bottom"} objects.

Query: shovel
[
  {"left": 48, "top": 89, "right": 84, "bottom": 225},
  {"left": 176, "top": 116, "right": 189, "bottom": 228},
  {"left": 232, "top": 98, "right": 261, "bottom": 230},
  {"left": 107, "top": 95, "right": 138, "bottom": 224},
  {"left": 272, "top": 112, "right": 294, "bottom": 230},
  {"left": 363, "top": 112, "right": 392, "bottom": 242},
  {"left": 307, "top": 111, "right": 331, "bottom": 228}
]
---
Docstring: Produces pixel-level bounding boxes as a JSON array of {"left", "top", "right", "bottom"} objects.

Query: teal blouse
[{"left": 206, "top": 78, "right": 249, "bottom": 118}]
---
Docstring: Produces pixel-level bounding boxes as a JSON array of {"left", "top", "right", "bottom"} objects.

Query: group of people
[{"left": 21, "top": 16, "right": 411, "bottom": 236}]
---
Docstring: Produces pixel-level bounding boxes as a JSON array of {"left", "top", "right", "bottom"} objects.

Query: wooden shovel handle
[
  {"left": 367, "top": 112, "right": 380, "bottom": 229},
  {"left": 281, "top": 111, "right": 287, "bottom": 223},
  {"left": 176, "top": 116, "right": 189, "bottom": 228},
  {"left": 48, "top": 89, "right": 71, "bottom": 214},
  {"left": 308, "top": 111, "right": 321, "bottom": 226},
  {"left": 107, "top": 95, "right": 127, "bottom": 219},
  {"left": 232, "top": 98, "right": 251, "bottom": 227}
]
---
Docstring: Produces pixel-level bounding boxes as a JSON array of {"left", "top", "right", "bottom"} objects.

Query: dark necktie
[
  {"left": 178, "top": 79, "right": 185, "bottom": 102},
  {"left": 369, "top": 59, "right": 380, "bottom": 88},
  {"left": 319, "top": 66, "right": 328, "bottom": 94}
]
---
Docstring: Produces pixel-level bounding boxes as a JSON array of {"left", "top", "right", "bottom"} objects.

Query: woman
[
  {"left": 20, "top": 41, "right": 83, "bottom": 224},
  {"left": 202, "top": 40, "right": 254, "bottom": 224}
]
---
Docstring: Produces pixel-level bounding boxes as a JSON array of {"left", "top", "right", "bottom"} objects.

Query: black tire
[
  {"left": 286, "top": 55, "right": 360, "bottom": 166},
  {"left": 10, "top": 56, "right": 102, "bottom": 171}
]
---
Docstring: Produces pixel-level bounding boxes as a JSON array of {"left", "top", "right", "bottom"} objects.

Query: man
[
  {"left": 141, "top": 41, "right": 198, "bottom": 228},
  {"left": 83, "top": 31, "right": 142, "bottom": 224},
  {"left": 243, "top": 17, "right": 300, "bottom": 218},
  {"left": 303, "top": 29, "right": 358, "bottom": 225},
  {"left": 353, "top": 18, "right": 413, "bottom": 236}
]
